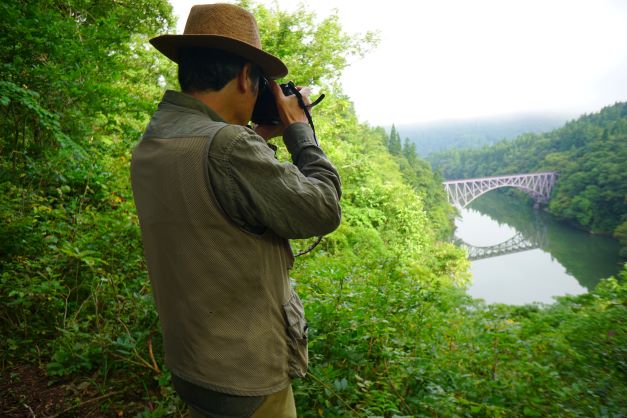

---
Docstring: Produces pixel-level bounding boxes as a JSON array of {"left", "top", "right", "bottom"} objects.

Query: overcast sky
[{"left": 168, "top": 0, "right": 627, "bottom": 125}]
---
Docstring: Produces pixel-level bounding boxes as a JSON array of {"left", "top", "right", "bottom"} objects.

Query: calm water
[{"left": 455, "top": 192, "right": 623, "bottom": 305}]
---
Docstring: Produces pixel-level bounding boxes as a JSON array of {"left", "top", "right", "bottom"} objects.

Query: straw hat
[{"left": 150, "top": 3, "right": 288, "bottom": 79}]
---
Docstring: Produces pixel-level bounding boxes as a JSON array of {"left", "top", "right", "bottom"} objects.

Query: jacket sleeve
[{"left": 207, "top": 123, "right": 341, "bottom": 239}]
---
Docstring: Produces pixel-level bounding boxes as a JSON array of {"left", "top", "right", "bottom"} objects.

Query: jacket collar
[{"left": 161, "top": 90, "right": 227, "bottom": 123}]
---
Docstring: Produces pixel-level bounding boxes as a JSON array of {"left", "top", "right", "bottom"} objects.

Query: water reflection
[
  {"left": 455, "top": 191, "right": 622, "bottom": 305},
  {"left": 456, "top": 231, "right": 545, "bottom": 260},
  {"left": 469, "top": 250, "right": 588, "bottom": 305}
]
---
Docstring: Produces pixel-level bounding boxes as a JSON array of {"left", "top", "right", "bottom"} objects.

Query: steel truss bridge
[
  {"left": 443, "top": 172, "right": 558, "bottom": 208},
  {"left": 455, "top": 229, "right": 548, "bottom": 261}
]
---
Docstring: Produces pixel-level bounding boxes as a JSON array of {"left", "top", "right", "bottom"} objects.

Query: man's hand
[
  {"left": 254, "top": 123, "right": 284, "bottom": 141},
  {"left": 254, "top": 81, "right": 313, "bottom": 141},
  {"left": 273, "top": 81, "right": 310, "bottom": 127}
]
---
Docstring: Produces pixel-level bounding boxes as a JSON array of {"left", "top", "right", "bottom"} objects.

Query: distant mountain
[{"left": 394, "top": 114, "right": 571, "bottom": 156}]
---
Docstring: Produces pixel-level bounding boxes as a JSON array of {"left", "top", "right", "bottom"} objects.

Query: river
[{"left": 454, "top": 191, "right": 623, "bottom": 305}]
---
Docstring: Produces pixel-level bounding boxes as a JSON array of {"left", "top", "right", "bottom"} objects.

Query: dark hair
[{"left": 177, "top": 47, "right": 262, "bottom": 93}]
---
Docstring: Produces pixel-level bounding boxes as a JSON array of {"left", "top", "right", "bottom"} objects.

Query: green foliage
[
  {"left": 294, "top": 264, "right": 627, "bottom": 416},
  {"left": 382, "top": 125, "right": 457, "bottom": 239},
  {"left": 0, "top": 0, "right": 179, "bottom": 412},
  {"left": 239, "top": 0, "right": 379, "bottom": 88},
  {"left": 430, "top": 103, "right": 627, "bottom": 252},
  {"left": 614, "top": 220, "right": 627, "bottom": 258},
  {"left": 1, "top": 1, "right": 625, "bottom": 417},
  {"left": 387, "top": 124, "right": 402, "bottom": 155},
  {"left": 403, "top": 137, "right": 417, "bottom": 165},
  {"left": 0, "top": 0, "right": 175, "bottom": 160}
]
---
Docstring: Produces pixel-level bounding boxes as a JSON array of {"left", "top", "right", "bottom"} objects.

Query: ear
[{"left": 236, "top": 63, "right": 255, "bottom": 94}]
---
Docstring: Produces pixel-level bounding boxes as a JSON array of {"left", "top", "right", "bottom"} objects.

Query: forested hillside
[
  {"left": 1, "top": 1, "right": 625, "bottom": 417},
  {"left": 398, "top": 114, "right": 568, "bottom": 156},
  {"left": 430, "top": 104, "right": 627, "bottom": 255}
]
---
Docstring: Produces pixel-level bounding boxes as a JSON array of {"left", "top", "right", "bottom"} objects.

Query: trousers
[{"left": 173, "top": 374, "right": 297, "bottom": 418}]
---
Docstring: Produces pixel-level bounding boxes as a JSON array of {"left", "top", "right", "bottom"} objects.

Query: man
[{"left": 130, "top": 3, "right": 341, "bottom": 418}]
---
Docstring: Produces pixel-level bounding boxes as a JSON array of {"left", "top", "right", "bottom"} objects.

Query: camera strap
[
  {"left": 286, "top": 81, "right": 325, "bottom": 146},
  {"left": 286, "top": 81, "right": 326, "bottom": 257}
]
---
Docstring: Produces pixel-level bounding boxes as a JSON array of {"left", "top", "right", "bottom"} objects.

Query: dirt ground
[{"left": 0, "top": 364, "right": 147, "bottom": 417}]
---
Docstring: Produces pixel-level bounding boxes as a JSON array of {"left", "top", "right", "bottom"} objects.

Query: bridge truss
[
  {"left": 456, "top": 230, "right": 547, "bottom": 261},
  {"left": 443, "top": 172, "right": 557, "bottom": 208}
]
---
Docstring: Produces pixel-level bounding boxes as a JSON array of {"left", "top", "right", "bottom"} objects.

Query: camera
[{"left": 251, "top": 79, "right": 296, "bottom": 125}]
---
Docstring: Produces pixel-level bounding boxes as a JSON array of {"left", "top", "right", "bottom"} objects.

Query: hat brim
[{"left": 150, "top": 35, "right": 288, "bottom": 79}]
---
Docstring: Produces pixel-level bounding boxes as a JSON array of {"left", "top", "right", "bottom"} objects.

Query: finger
[
  {"left": 294, "top": 87, "right": 312, "bottom": 106},
  {"left": 269, "top": 80, "right": 285, "bottom": 98},
  {"left": 298, "top": 87, "right": 312, "bottom": 96}
]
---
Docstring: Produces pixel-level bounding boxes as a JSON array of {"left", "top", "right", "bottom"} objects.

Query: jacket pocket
[{"left": 283, "top": 288, "right": 308, "bottom": 379}]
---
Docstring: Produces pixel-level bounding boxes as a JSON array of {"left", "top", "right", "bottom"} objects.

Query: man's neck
[
  {"left": 186, "top": 81, "right": 251, "bottom": 126},
  {"left": 186, "top": 91, "right": 235, "bottom": 124}
]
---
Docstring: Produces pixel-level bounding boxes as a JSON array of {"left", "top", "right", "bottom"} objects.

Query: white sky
[{"left": 168, "top": 0, "right": 627, "bottom": 125}]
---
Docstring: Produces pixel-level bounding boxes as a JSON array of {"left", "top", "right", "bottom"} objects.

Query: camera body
[{"left": 251, "top": 81, "right": 295, "bottom": 125}]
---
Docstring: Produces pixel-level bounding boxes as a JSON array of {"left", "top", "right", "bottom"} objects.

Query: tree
[
  {"left": 239, "top": 0, "right": 378, "bottom": 89},
  {"left": 0, "top": 0, "right": 174, "bottom": 164},
  {"left": 388, "top": 123, "right": 402, "bottom": 155},
  {"left": 403, "top": 137, "right": 417, "bottom": 163}
]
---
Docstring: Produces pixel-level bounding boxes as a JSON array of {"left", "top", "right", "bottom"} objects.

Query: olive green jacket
[{"left": 130, "top": 91, "right": 341, "bottom": 396}]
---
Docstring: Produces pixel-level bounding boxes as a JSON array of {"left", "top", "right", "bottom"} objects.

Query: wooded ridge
[{"left": 429, "top": 102, "right": 627, "bottom": 256}]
